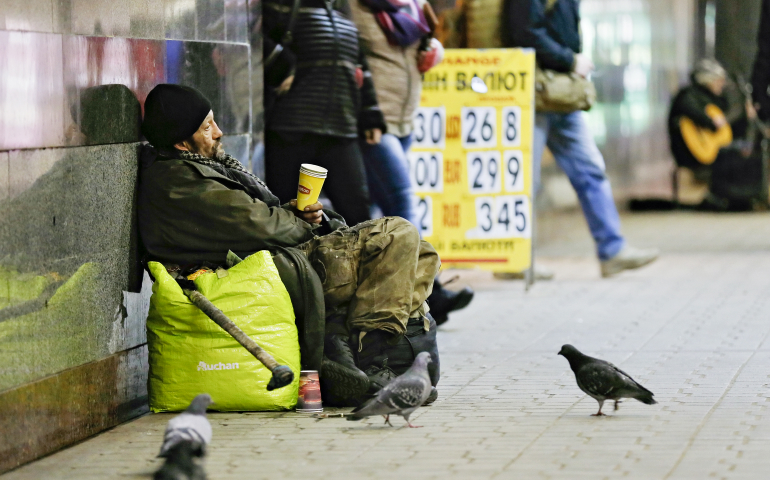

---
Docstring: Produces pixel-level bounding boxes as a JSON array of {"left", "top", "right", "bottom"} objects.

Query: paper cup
[
  {"left": 296, "top": 370, "right": 323, "bottom": 412},
  {"left": 296, "top": 164, "right": 327, "bottom": 211}
]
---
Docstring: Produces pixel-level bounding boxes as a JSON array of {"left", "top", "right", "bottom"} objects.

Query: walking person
[
  {"left": 502, "top": 0, "right": 658, "bottom": 277},
  {"left": 350, "top": 0, "right": 473, "bottom": 323},
  {"left": 262, "top": 0, "right": 385, "bottom": 226}
]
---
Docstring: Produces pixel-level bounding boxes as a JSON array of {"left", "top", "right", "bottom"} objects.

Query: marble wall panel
[
  {"left": 0, "top": 143, "right": 143, "bottom": 391},
  {"left": 56, "top": 0, "right": 165, "bottom": 39},
  {"left": 0, "top": 31, "right": 66, "bottom": 151},
  {"left": 1, "top": 32, "right": 251, "bottom": 151},
  {"left": 0, "top": 0, "right": 56, "bottom": 33},
  {"left": 164, "top": 0, "right": 198, "bottom": 40},
  {"left": 0, "top": 345, "right": 149, "bottom": 473}
]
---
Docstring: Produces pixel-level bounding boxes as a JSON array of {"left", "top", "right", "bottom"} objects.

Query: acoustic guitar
[{"left": 679, "top": 104, "right": 733, "bottom": 165}]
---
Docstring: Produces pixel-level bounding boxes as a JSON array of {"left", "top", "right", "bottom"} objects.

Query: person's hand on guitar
[
  {"left": 712, "top": 115, "right": 728, "bottom": 129},
  {"left": 746, "top": 99, "right": 758, "bottom": 120}
]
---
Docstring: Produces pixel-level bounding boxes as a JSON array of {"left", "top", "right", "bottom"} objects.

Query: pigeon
[
  {"left": 347, "top": 351, "right": 433, "bottom": 428},
  {"left": 153, "top": 442, "right": 207, "bottom": 480},
  {"left": 558, "top": 344, "right": 657, "bottom": 416},
  {"left": 158, "top": 394, "right": 213, "bottom": 458}
]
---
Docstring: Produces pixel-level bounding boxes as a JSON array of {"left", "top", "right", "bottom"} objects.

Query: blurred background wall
[{"left": 0, "top": 0, "right": 262, "bottom": 472}]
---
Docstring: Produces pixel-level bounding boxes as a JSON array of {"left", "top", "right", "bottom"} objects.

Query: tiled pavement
[{"left": 5, "top": 211, "right": 770, "bottom": 479}]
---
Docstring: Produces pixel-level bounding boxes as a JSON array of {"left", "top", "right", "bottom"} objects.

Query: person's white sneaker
[
  {"left": 600, "top": 246, "right": 659, "bottom": 278},
  {"left": 493, "top": 265, "right": 555, "bottom": 281}
]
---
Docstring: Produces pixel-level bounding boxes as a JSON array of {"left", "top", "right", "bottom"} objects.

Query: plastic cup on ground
[
  {"left": 296, "top": 370, "right": 323, "bottom": 412},
  {"left": 296, "top": 164, "right": 327, "bottom": 211}
]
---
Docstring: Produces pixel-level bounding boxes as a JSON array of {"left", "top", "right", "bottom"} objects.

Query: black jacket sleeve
[
  {"left": 752, "top": 0, "right": 770, "bottom": 121},
  {"left": 673, "top": 89, "right": 718, "bottom": 130},
  {"left": 263, "top": 0, "right": 297, "bottom": 88},
  {"left": 357, "top": 47, "right": 387, "bottom": 133},
  {"left": 502, "top": 0, "right": 575, "bottom": 72}
]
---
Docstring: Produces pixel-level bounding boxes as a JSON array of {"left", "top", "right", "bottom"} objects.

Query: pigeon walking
[
  {"left": 158, "top": 394, "right": 213, "bottom": 457},
  {"left": 347, "top": 352, "right": 433, "bottom": 428},
  {"left": 558, "top": 344, "right": 656, "bottom": 416},
  {"left": 153, "top": 442, "right": 207, "bottom": 480}
]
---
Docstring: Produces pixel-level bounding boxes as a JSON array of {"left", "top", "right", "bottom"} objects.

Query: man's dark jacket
[
  {"left": 263, "top": 0, "right": 385, "bottom": 137},
  {"left": 138, "top": 145, "right": 345, "bottom": 370},
  {"left": 502, "top": 0, "right": 580, "bottom": 72},
  {"left": 667, "top": 82, "right": 729, "bottom": 170},
  {"left": 752, "top": 0, "right": 770, "bottom": 122}
]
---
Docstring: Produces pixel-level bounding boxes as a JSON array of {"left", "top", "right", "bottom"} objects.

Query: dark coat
[
  {"left": 263, "top": 0, "right": 386, "bottom": 137},
  {"left": 752, "top": 0, "right": 770, "bottom": 122},
  {"left": 137, "top": 145, "right": 344, "bottom": 266},
  {"left": 502, "top": 0, "right": 580, "bottom": 72},
  {"left": 667, "top": 83, "right": 729, "bottom": 170}
]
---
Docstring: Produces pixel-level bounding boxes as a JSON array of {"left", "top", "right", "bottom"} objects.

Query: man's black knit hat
[{"left": 141, "top": 84, "right": 212, "bottom": 148}]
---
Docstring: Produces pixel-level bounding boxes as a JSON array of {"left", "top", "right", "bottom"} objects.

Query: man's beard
[
  {"left": 192, "top": 140, "right": 225, "bottom": 160},
  {"left": 211, "top": 142, "right": 226, "bottom": 161}
]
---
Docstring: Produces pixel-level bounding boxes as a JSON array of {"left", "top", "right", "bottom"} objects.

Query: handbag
[
  {"left": 534, "top": 0, "right": 596, "bottom": 113},
  {"left": 535, "top": 67, "right": 596, "bottom": 113}
]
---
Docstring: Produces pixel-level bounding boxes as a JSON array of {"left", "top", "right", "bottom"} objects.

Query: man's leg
[
  {"left": 316, "top": 137, "right": 373, "bottom": 225},
  {"left": 545, "top": 112, "right": 625, "bottom": 261},
  {"left": 359, "top": 133, "right": 418, "bottom": 225},
  {"left": 346, "top": 217, "right": 439, "bottom": 335},
  {"left": 264, "top": 130, "right": 316, "bottom": 203}
]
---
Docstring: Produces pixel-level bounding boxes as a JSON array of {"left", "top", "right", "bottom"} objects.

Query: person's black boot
[
  {"left": 319, "top": 316, "right": 370, "bottom": 406},
  {"left": 427, "top": 276, "right": 474, "bottom": 325}
]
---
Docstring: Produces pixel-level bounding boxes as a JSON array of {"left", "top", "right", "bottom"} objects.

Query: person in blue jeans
[
  {"left": 504, "top": 0, "right": 658, "bottom": 277},
  {"left": 359, "top": 134, "right": 417, "bottom": 225},
  {"left": 351, "top": 0, "right": 473, "bottom": 321}
]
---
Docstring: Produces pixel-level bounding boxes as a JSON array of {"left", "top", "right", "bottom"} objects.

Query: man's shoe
[
  {"left": 320, "top": 357, "right": 370, "bottom": 406},
  {"left": 324, "top": 332, "right": 359, "bottom": 372},
  {"left": 493, "top": 265, "right": 555, "bottom": 281},
  {"left": 428, "top": 277, "right": 474, "bottom": 326},
  {"left": 600, "top": 246, "right": 659, "bottom": 278},
  {"left": 423, "top": 387, "right": 438, "bottom": 405},
  {"left": 320, "top": 332, "right": 370, "bottom": 406}
]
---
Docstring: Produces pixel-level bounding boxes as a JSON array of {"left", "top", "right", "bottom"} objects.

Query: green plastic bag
[{"left": 147, "top": 250, "right": 300, "bottom": 412}]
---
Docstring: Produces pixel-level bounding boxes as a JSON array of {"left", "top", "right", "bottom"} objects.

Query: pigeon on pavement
[
  {"left": 153, "top": 442, "right": 207, "bottom": 480},
  {"left": 158, "top": 394, "right": 213, "bottom": 457},
  {"left": 347, "top": 351, "right": 433, "bottom": 428},
  {"left": 558, "top": 344, "right": 657, "bottom": 416}
]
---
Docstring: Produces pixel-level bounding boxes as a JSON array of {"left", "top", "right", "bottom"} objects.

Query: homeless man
[{"left": 138, "top": 84, "right": 441, "bottom": 406}]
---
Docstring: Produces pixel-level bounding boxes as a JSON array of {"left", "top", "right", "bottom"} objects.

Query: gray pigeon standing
[
  {"left": 347, "top": 351, "right": 433, "bottom": 428},
  {"left": 558, "top": 344, "right": 657, "bottom": 416},
  {"left": 158, "top": 394, "right": 213, "bottom": 457},
  {"left": 153, "top": 442, "right": 207, "bottom": 480}
]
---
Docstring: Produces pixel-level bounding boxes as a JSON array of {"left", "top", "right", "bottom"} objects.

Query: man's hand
[
  {"left": 277, "top": 75, "right": 294, "bottom": 95},
  {"left": 573, "top": 54, "right": 594, "bottom": 78},
  {"left": 290, "top": 199, "right": 324, "bottom": 224},
  {"left": 746, "top": 99, "right": 758, "bottom": 120},
  {"left": 365, "top": 128, "right": 382, "bottom": 145}
]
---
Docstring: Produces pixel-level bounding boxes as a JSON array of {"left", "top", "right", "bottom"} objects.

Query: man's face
[
  {"left": 181, "top": 110, "right": 224, "bottom": 158},
  {"left": 708, "top": 77, "right": 726, "bottom": 96}
]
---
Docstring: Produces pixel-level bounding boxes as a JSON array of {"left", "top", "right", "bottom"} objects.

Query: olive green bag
[
  {"left": 534, "top": 0, "right": 596, "bottom": 113},
  {"left": 146, "top": 250, "right": 300, "bottom": 412}
]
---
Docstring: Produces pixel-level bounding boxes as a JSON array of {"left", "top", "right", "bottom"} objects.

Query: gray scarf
[{"left": 171, "top": 149, "right": 270, "bottom": 188}]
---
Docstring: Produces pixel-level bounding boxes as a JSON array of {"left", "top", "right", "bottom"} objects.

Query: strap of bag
[{"left": 264, "top": 0, "right": 301, "bottom": 69}]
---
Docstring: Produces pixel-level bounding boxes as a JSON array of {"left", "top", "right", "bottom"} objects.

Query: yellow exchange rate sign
[{"left": 410, "top": 48, "right": 535, "bottom": 273}]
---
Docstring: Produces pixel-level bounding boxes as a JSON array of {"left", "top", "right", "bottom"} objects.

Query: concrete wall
[{"left": 0, "top": 0, "right": 261, "bottom": 472}]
